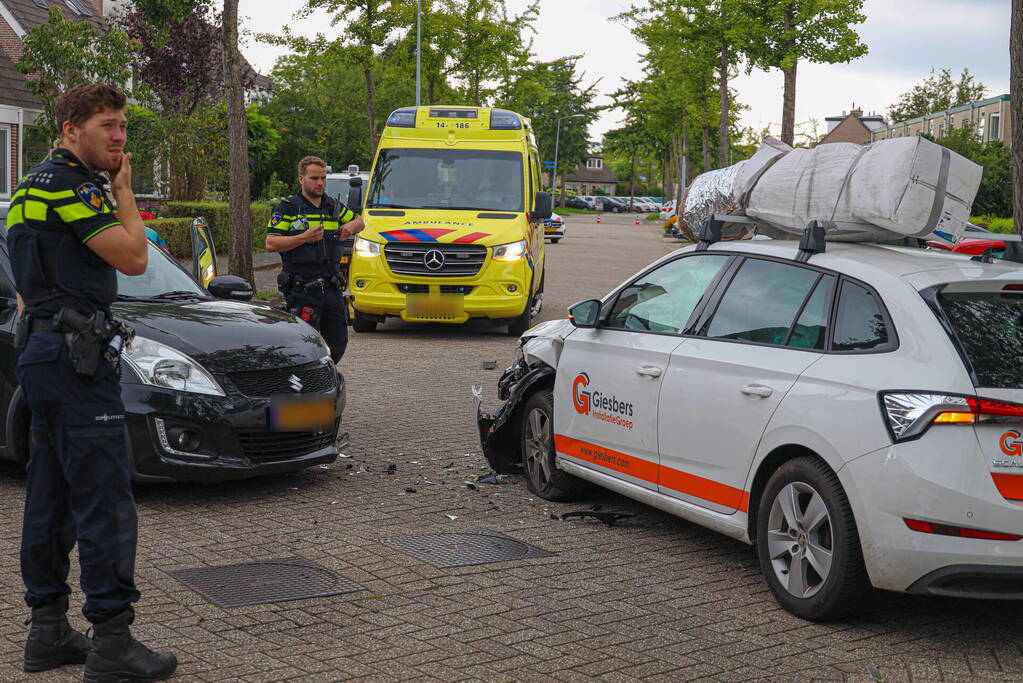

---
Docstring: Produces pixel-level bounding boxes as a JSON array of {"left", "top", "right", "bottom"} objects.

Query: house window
[
  {"left": 938, "top": 124, "right": 945, "bottom": 137},
  {"left": 977, "top": 115, "right": 985, "bottom": 142},
  {"left": 989, "top": 113, "right": 1001, "bottom": 142},
  {"left": 0, "top": 125, "right": 10, "bottom": 199},
  {"left": 585, "top": 158, "right": 603, "bottom": 170}
]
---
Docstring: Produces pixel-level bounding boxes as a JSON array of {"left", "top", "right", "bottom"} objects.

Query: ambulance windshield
[{"left": 368, "top": 148, "right": 524, "bottom": 212}]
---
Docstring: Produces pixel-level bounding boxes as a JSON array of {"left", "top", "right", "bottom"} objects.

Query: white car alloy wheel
[
  {"left": 766, "top": 481, "right": 833, "bottom": 599},
  {"left": 519, "top": 389, "right": 587, "bottom": 502}
]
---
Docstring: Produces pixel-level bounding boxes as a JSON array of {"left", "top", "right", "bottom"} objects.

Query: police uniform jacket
[
  {"left": 267, "top": 192, "right": 356, "bottom": 280},
  {"left": 6, "top": 149, "right": 121, "bottom": 318}
]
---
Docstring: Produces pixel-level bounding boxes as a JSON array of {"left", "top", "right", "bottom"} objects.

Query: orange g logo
[
  {"left": 573, "top": 373, "right": 591, "bottom": 415},
  {"left": 999, "top": 430, "right": 1023, "bottom": 456}
]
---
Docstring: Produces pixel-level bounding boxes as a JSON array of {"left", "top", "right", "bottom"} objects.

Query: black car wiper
[
  {"left": 115, "top": 294, "right": 150, "bottom": 302},
  {"left": 420, "top": 205, "right": 506, "bottom": 211},
  {"left": 145, "top": 291, "right": 208, "bottom": 301}
]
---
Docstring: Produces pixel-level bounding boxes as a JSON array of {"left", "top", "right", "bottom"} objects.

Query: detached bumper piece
[
  {"left": 906, "top": 565, "right": 1023, "bottom": 600},
  {"left": 475, "top": 358, "right": 553, "bottom": 474}
]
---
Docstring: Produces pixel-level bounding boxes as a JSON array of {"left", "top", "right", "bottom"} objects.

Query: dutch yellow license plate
[
  {"left": 340, "top": 256, "right": 350, "bottom": 264},
  {"left": 407, "top": 294, "right": 464, "bottom": 319},
  {"left": 267, "top": 396, "right": 335, "bottom": 432},
  {"left": 544, "top": 227, "right": 559, "bottom": 233}
]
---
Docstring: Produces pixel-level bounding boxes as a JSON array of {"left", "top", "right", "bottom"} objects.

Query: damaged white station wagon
[{"left": 476, "top": 235, "right": 1023, "bottom": 621}]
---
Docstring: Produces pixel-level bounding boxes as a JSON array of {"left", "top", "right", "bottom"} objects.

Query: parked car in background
[
  {"left": 633, "top": 198, "right": 659, "bottom": 212},
  {"left": 579, "top": 196, "right": 603, "bottom": 211},
  {"left": 560, "top": 196, "right": 589, "bottom": 210},
  {"left": 325, "top": 165, "right": 371, "bottom": 272},
  {"left": 925, "top": 237, "right": 1006, "bottom": 259},
  {"left": 479, "top": 238, "right": 1023, "bottom": 621},
  {"left": 543, "top": 212, "right": 566, "bottom": 243},
  {"left": 599, "top": 196, "right": 629, "bottom": 213},
  {"left": 0, "top": 202, "right": 347, "bottom": 483}
]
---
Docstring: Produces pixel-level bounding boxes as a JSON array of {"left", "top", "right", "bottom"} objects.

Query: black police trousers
[
  {"left": 17, "top": 331, "right": 140, "bottom": 624},
  {"left": 287, "top": 286, "right": 348, "bottom": 363}
]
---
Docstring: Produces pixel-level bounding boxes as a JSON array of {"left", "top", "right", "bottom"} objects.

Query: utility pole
[
  {"left": 1012, "top": 0, "right": 1022, "bottom": 233},
  {"left": 415, "top": 0, "right": 422, "bottom": 107}
]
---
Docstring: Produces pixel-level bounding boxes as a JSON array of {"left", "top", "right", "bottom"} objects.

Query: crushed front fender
[{"left": 474, "top": 359, "right": 555, "bottom": 474}]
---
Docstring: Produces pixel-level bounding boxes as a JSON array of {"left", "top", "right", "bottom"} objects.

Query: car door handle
[
  {"left": 740, "top": 384, "right": 773, "bottom": 398},
  {"left": 635, "top": 366, "right": 662, "bottom": 378}
]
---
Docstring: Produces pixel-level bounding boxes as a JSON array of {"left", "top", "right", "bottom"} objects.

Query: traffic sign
[{"left": 542, "top": 161, "right": 556, "bottom": 168}]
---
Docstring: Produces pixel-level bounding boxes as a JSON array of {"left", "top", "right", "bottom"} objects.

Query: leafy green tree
[
  {"left": 15, "top": 7, "right": 136, "bottom": 134},
  {"left": 445, "top": 0, "right": 537, "bottom": 106},
  {"left": 742, "top": 0, "right": 868, "bottom": 147},
  {"left": 887, "top": 68, "right": 988, "bottom": 123},
  {"left": 391, "top": 0, "right": 459, "bottom": 105},
  {"left": 1012, "top": 0, "right": 1022, "bottom": 232},
  {"left": 247, "top": 107, "right": 281, "bottom": 201},
  {"left": 496, "top": 55, "right": 597, "bottom": 195}
]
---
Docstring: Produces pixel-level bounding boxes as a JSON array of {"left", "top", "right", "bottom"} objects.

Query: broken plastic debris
[
  {"left": 329, "top": 501, "right": 339, "bottom": 505},
  {"left": 405, "top": 487, "right": 417, "bottom": 493},
  {"left": 386, "top": 464, "right": 397, "bottom": 474},
  {"left": 477, "top": 473, "right": 506, "bottom": 485},
  {"left": 462, "top": 482, "right": 478, "bottom": 490},
  {"left": 445, "top": 514, "right": 458, "bottom": 521},
  {"left": 560, "top": 510, "right": 636, "bottom": 527},
  {"left": 471, "top": 385, "right": 483, "bottom": 400},
  {"left": 319, "top": 464, "right": 330, "bottom": 470},
  {"left": 356, "top": 464, "right": 368, "bottom": 473},
  {"left": 483, "top": 361, "right": 497, "bottom": 370},
  {"left": 442, "top": 462, "right": 455, "bottom": 471},
  {"left": 338, "top": 453, "right": 353, "bottom": 459}
]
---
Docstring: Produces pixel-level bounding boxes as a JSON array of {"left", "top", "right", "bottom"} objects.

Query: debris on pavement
[
  {"left": 482, "top": 361, "right": 497, "bottom": 370},
  {"left": 560, "top": 510, "right": 636, "bottom": 527},
  {"left": 356, "top": 464, "right": 368, "bottom": 473},
  {"left": 477, "top": 473, "right": 507, "bottom": 485},
  {"left": 445, "top": 514, "right": 458, "bottom": 521},
  {"left": 405, "top": 487, "right": 417, "bottom": 494},
  {"left": 462, "top": 482, "right": 478, "bottom": 490},
  {"left": 386, "top": 464, "right": 397, "bottom": 474}
]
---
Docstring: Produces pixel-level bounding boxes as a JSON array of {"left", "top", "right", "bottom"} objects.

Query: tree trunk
[
  {"left": 702, "top": 127, "right": 711, "bottom": 172},
  {"left": 1013, "top": 0, "right": 1023, "bottom": 234},
  {"left": 718, "top": 41, "right": 730, "bottom": 168},
  {"left": 223, "top": 0, "right": 253, "bottom": 284},
  {"left": 629, "top": 151, "right": 636, "bottom": 209},
  {"left": 364, "top": 67, "right": 379, "bottom": 152},
  {"left": 780, "top": 5, "right": 797, "bottom": 147},
  {"left": 662, "top": 153, "right": 674, "bottom": 202},
  {"left": 428, "top": 76, "right": 436, "bottom": 105},
  {"left": 473, "top": 73, "right": 482, "bottom": 107}
]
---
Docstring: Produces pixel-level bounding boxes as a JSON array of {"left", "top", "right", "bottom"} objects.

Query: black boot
[
  {"left": 24, "top": 595, "right": 91, "bottom": 672},
  {"left": 83, "top": 609, "right": 177, "bottom": 683}
]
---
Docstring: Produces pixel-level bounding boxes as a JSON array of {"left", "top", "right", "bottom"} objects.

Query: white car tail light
[{"left": 881, "top": 391, "right": 1023, "bottom": 442}]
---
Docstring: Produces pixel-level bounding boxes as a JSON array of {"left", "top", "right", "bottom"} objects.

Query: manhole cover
[
  {"left": 169, "top": 557, "right": 362, "bottom": 607},
  {"left": 383, "top": 529, "right": 555, "bottom": 568}
]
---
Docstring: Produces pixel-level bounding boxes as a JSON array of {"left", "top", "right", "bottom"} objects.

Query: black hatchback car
[{"left": 0, "top": 204, "right": 345, "bottom": 482}]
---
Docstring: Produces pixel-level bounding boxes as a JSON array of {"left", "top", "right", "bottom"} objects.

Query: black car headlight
[{"left": 122, "top": 336, "right": 226, "bottom": 397}]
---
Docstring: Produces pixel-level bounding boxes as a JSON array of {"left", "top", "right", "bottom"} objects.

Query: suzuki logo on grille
[
  {"left": 423, "top": 249, "right": 446, "bottom": 271},
  {"left": 289, "top": 374, "right": 304, "bottom": 392}
]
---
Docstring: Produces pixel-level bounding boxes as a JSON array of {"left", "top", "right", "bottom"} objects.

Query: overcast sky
[{"left": 239, "top": 0, "right": 1011, "bottom": 142}]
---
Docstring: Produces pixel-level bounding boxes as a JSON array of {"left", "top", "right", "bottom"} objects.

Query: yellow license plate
[
  {"left": 340, "top": 256, "right": 350, "bottom": 264},
  {"left": 407, "top": 294, "right": 464, "bottom": 319},
  {"left": 268, "top": 396, "right": 335, "bottom": 432},
  {"left": 544, "top": 227, "right": 559, "bottom": 233}
]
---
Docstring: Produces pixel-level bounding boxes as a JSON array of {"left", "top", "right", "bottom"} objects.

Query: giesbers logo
[
  {"left": 994, "top": 430, "right": 1023, "bottom": 468},
  {"left": 572, "top": 372, "right": 634, "bottom": 430}
]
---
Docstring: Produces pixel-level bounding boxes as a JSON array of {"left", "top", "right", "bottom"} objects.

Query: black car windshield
[
  {"left": 367, "top": 148, "right": 524, "bottom": 212},
  {"left": 117, "top": 243, "right": 208, "bottom": 299}
]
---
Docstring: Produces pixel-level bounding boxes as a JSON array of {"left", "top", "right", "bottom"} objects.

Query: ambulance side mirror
[
  {"left": 347, "top": 176, "right": 363, "bottom": 214},
  {"left": 533, "top": 191, "right": 553, "bottom": 220},
  {"left": 568, "top": 299, "right": 600, "bottom": 328}
]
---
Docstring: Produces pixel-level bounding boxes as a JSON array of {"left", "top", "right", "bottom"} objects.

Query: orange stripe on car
[
  {"left": 992, "top": 472, "right": 1023, "bottom": 501},
  {"left": 554, "top": 434, "right": 749, "bottom": 512}
]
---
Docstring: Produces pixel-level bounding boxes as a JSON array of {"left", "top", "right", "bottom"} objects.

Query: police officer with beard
[
  {"left": 266, "top": 156, "right": 364, "bottom": 362},
  {"left": 6, "top": 84, "right": 176, "bottom": 681}
]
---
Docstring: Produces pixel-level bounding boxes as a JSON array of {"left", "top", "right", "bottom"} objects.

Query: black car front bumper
[{"left": 121, "top": 371, "right": 345, "bottom": 483}]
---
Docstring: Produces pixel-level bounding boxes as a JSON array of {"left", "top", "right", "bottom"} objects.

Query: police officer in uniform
[
  {"left": 266, "top": 155, "right": 364, "bottom": 362},
  {"left": 6, "top": 84, "right": 176, "bottom": 681}
]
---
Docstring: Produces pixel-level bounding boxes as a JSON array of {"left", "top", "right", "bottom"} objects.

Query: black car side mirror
[
  {"left": 568, "top": 299, "right": 601, "bottom": 328},
  {"left": 533, "top": 191, "right": 553, "bottom": 220},
  {"left": 347, "top": 176, "right": 363, "bottom": 214},
  {"left": 207, "top": 275, "right": 253, "bottom": 302}
]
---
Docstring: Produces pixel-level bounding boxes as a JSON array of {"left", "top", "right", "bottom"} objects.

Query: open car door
[{"left": 190, "top": 217, "right": 217, "bottom": 288}]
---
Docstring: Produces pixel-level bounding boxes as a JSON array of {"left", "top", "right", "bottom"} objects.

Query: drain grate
[
  {"left": 169, "top": 557, "right": 362, "bottom": 607},
  {"left": 383, "top": 529, "right": 555, "bottom": 568}
]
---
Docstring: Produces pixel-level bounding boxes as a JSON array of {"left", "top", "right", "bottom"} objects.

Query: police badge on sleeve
[
  {"left": 76, "top": 183, "right": 105, "bottom": 212},
  {"left": 270, "top": 212, "right": 283, "bottom": 227}
]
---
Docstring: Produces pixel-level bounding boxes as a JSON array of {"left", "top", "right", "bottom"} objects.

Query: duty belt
[{"left": 26, "top": 316, "right": 58, "bottom": 333}]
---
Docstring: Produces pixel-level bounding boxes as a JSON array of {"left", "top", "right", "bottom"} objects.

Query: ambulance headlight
[
  {"left": 123, "top": 336, "right": 226, "bottom": 396},
  {"left": 355, "top": 236, "right": 381, "bottom": 258},
  {"left": 493, "top": 240, "right": 527, "bottom": 263}
]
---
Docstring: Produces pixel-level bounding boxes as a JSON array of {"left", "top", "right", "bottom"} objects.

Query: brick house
[
  {"left": 817, "top": 106, "right": 887, "bottom": 146},
  {"left": 871, "top": 94, "right": 1013, "bottom": 148},
  {"left": 561, "top": 155, "right": 620, "bottom": 196}
]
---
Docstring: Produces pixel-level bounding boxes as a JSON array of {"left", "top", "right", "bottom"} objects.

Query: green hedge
[
  {"left": 970, "top": 215, "right": 1015, "bottom": 234},
  {"left": 162, "top": 201, "right": 273, "bottom": 253},
  {"left": 145, "top": 218, "right": 194, "bottom": 256}
]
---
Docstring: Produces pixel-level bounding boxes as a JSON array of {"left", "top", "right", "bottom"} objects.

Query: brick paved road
[{"left": 2, "top": 215, "right": 1022, "bottom": 682}]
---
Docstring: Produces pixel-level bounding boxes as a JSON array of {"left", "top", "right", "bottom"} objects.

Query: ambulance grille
[{"left": 384, "top": 243, "right": 486, "bottom": 277}]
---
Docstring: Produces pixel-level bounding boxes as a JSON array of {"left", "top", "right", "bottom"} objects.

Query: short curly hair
[{"left": 54, "top": 83, "right": 126, "bottom": 135}]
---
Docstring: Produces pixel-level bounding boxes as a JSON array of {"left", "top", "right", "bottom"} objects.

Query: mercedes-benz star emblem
[
  {"left": 289, "top": 374, "right": 304, "bottom": 392},
  {"left": 423, "top": 249, "right": 445, "bottom": 271}
]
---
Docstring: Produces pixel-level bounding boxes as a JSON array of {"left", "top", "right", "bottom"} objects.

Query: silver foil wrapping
[{"left": 682, "top": 160, "right": 746, "bottom": 231}]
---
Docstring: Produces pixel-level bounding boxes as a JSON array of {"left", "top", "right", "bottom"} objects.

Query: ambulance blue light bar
[
  {"left": 431, "top": 108, "right": 477, "bottom": 119},
  {"left": 386, "top": 107, "right": 418, "bottom": 128},
  {"left": 489, "top": 109, "right": 522, "bottom": 130}
]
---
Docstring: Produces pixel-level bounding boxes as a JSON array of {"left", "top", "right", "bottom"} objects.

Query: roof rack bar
[
  {"left": 795, "top": 220, "right": 831, "bottom": 263},
  {"left": 694, "top": 217, "right": 724, "bottom": 251}
]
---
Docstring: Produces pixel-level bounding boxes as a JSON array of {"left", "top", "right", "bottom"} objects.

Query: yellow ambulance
[{"left": 348, "top": 106, "right": 551, "bottom": 335}]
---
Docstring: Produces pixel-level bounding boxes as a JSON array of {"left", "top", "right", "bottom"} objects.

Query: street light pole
[
  {"left": 415, "top": 0, "right": 422, "bottom": 107},
  {"left": 551, "top": 113, "right": 585, "bottom": 200}
]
